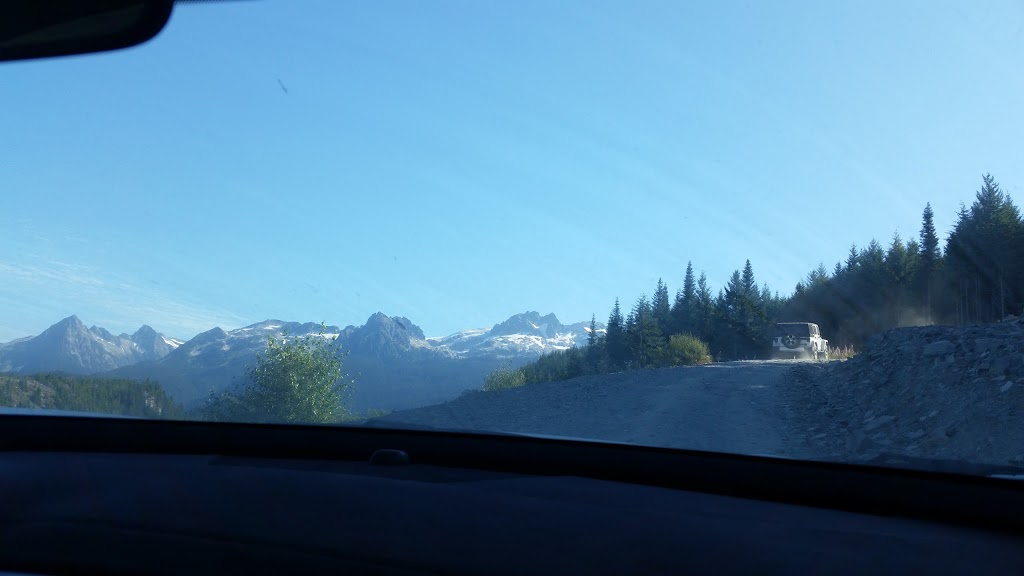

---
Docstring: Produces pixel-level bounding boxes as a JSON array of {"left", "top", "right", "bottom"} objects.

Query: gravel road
[
  {"left": 376, "top": 360, "right": 825, "bottom": 460},
  {"left": 376, "top": 319, "right": 1024, "bottom": 470}
]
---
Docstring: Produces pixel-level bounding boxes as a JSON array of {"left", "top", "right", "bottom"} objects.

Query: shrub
[
  {"left": 828, "top": 345, "right": 857, "bottom": 360},
  {"left": 482, "top": 364, "right": 527, "bottom": 391},
  {"left": 202, "top": 326, "right": 353, "bottom": 424},
  {"left": 666, "top": 333, "right": 712, "bottom": 366}
]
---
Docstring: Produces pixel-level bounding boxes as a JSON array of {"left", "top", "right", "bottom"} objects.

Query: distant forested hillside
[{"left": 0, "top": 373, "right": 185, "bottom": 419}]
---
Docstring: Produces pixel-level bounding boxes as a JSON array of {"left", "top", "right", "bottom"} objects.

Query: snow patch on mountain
[
  {"left": 428, "top": 312, "right": 605, "bottom": 359},
  {"left": 162, "top": 336, "right": 184, "bottom": 348}
]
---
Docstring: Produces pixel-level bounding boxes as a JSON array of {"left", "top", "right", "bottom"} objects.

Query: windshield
[{"left": 4, "top": 0, "right": 1024, "bottom": 477}]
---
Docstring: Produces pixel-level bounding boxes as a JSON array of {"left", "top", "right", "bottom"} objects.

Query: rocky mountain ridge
[
  {"left": 0, "top": 315, "right": 181, "bottom": 374},
  {"left": 1, "top": 311, "right": 596, "bottom": 413},
  {"left": 429, "top": 311, "right": 604, "bottom": 359}
]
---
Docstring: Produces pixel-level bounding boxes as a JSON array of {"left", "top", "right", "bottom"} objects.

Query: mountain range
[
  {"left": 430, "top": 312, "right": 597, "bottom": 358},
  {"left": 0, "top": 316, "right": 182, "bottom": 374},
  {"left": 0, "top": 311, "right": 604, "bottom": 413}
]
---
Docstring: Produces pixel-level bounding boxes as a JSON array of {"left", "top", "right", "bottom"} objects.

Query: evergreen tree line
[
  {"left": 0, "top": 373, "right": 185, "bottom": 419},
  {"left": 506, "top": 173, "right": 1023, "bottom": 386},
  {"left": 500, "top": 260, "right": 774, "bottom": 386},
  {"left": 787, "top": 174, "right": 1024, "bottom": 347}
]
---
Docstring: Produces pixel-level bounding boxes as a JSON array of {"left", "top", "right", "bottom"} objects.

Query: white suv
[{"left": 772, "top": 322, "right": 828, "bottom": 360}]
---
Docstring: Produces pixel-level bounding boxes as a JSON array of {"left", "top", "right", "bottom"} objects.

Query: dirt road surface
[{"left": 375, "top": 360, "right": 825, "bottom": 460}]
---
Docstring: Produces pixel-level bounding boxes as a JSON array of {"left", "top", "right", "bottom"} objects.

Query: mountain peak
[
  {"left": 391, "top": 317, "right": 425, "bottom": 340},
  {"left": 191, "top": 327, "right": 228, "bottom": 344},
  {"left": 36, "top": 315, "right": 90, "bottom": 341},
  {"left": 0, "top": 315, "right": 176, "bottom": 375},
  {"left": 362, "top": 313, "right": 426, "bottom": 341},
  {"left": 127, "top": 324, "right": 181, "bottom": 358},
  {"left": 51, "top": 315, "right": 85, "bottom": 330},
  {"left": 89, "top": 325, "right": 116, "bottom": 341},
  {"left": 364, "top": 312, "right": 391, "bottom": 327},
  {"left": 489, "top": 311, "right": 564, "bottom": 338},
  {"left": 244, "top": 319, "right": 286, "bottom": 330},
  {"left": 342, "top": 313, "right": 429, "bottom": 357},
  {"left": 433, "top": 312, "right": 598, "bottom": 359}
]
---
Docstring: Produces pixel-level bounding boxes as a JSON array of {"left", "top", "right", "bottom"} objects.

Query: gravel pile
[{"left": 788, "top": 316, "right": 1024, "bottom": 467}]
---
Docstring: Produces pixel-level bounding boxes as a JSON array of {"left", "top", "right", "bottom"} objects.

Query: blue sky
[{"left": 3, "top": 0, "right": 1024, "bottom": 341}]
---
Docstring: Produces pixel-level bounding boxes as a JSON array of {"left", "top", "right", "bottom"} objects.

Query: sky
[{"left": 3, "top": 0, "right": 1024, "bottom": 342}]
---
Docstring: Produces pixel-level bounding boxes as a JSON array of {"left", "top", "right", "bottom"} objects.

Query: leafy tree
[{"left": 203, "top": 326, "right": 352, "bottom": 424}]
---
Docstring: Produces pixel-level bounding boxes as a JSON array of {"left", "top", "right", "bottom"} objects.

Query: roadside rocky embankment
[{"left": 788, "top": 316, "right": 1024, "bottom": 467}]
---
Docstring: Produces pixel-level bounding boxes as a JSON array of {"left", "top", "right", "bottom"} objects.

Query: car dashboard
[{"left": 0, "top": 416, "right": 1020, "bottom": 575}]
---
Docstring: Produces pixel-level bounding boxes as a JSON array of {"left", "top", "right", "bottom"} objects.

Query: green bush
[
  {"left": 666, "top": 333, "right": 712, "bottom": 366},
  {"left": 482, "top": 365, "right": 527, "bottom": 391},
  {"left": 201, "top": 326, "right": 353, "bottom": 424}
]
